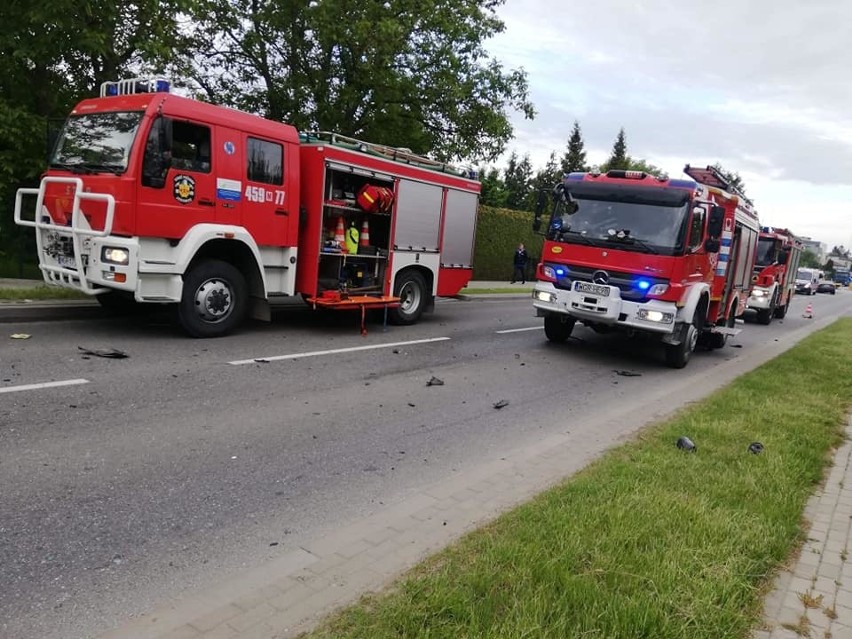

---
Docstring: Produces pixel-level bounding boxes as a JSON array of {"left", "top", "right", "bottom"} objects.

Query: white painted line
[
  {"left": 0, "top": 378, "right": 90, "bottom": 394},
  {"left": 496, "top": 326, "right": 543, "bottom": 334},
  {"left": 228, "top": 337, "right": 452, "bottom": 366}
]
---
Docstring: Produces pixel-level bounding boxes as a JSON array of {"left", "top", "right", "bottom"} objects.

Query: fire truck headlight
[
  {"left": 648, "top": 283, "right": 669, "bottom": 296},
  {"left": 637, "top": 309, "right": 674, "bottom": 324},
  {"left": 534, "top": 290, "right": 556, "bottom": 303},
  {"left": 102, "top": 247, "right": 129, "bottom": 266},
  {"left": 751, "top": 289, "right": 767, "bottom": 297}
]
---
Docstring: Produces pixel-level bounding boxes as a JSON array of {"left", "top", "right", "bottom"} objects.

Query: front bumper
[
  {"left": 747, "top": 287, "right": 771, "bottom": 310},
  {"left": 532, "top": 281, "right": 677, "bottom": 335}
]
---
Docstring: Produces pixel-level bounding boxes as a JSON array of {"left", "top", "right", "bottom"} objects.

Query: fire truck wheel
[
  {"left": 664, "top": 313, "right": 699, "bottom": 368},
  {"left": 774, "top": 300, "right": 789, "bottom": 319},
  {"left": 389, "top": 270, "right": 427, "bottom": 325},
  {"left": 178, "top": 259, "right": 247, "bottom": 338},
  {"left": 544, "top": 314, "right": 575, "bottom": 342}
]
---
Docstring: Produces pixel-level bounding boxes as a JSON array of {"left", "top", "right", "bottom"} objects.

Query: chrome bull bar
[{"left": 14, "top": 176, "right": 115, "bottom": 294}]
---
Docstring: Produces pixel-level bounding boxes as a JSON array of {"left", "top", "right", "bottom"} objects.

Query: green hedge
[{"left": 472, "top": 205, "right": 543, "bottom": 281}]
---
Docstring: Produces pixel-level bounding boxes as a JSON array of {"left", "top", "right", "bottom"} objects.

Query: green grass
[
  {"left": 0, "top": 286, "right": 91, "bottom": 300},
  {"left": 304, "top": 319, "right": 852, "bottom": 639}
]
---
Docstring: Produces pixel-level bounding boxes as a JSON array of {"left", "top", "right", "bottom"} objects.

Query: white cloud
[{"left": 486, "top": 0, "right": 852, "bottom": 247}]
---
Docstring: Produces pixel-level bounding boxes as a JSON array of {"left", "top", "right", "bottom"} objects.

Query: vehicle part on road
[
  {"left": 676, "top": 436, "right": 697, "bottom": 452},
  {"left": 426, "top": 376, "right": 444, "bottom": 386},
  {"left": 78, "top": 346, "right": 129, "bottom": 359},
  {"left": 11, "top": 333, "right": 31, "bottom": 339},
  {"left": 748, "top": 442, "right": 764, "bottom": 455},
  {"left": 493, "top": 399, "right": 509, "bottom": 409}
]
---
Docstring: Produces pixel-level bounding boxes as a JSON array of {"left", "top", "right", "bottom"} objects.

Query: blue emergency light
[
  {"left": 635, "top": 278, "right": 652, "bottom": 291},
  {"left": 100, "top": 77, "right": 171, "bottom": 98}
]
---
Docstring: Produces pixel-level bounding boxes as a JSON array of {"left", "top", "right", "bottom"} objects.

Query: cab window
[
  {"left": 247, "top": 138, "right": 283, "bottom": 185},
  {"left": 171, "top": 121, "right": 211, "bottom": 173}
]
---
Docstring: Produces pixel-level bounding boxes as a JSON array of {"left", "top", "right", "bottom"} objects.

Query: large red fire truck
[
  {"left": 531, "top": 165, "right": 760, "bottom": 368},
  {"left": 746, "top": 227, "right": 802, "bottom": 324},
  {"left": 14, "top": 78, "right": 480, "bottom": 337}
]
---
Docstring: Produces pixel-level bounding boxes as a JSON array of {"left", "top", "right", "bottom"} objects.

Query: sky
[{"left": 485, "top": 0, "right": 851, "bottom": 252}]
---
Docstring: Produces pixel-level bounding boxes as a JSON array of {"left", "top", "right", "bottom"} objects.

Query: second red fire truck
[
  {"left": 532, "top": 165, "right": 760, "bottom": 368},
  {"left": 746, "top": 227, "right": 803, "bottom": 324},
  {"left": 15, "top": 77, "right": 480, "bottom": 337}
]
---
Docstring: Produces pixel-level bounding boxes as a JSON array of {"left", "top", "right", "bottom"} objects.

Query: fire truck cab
[
  {"left": 15, "top": 78, "right": 480, "bottom": 337},
  {"left": 532, "top": 165, "right": 760, "bottom": 368}
]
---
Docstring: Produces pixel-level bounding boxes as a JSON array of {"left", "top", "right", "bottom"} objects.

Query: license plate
[
  {"left": 575, "top": 281, "right": 610, "bottom": 296},
  {"left": 57, "top": 254, "right": 76, "bottom": 268}
]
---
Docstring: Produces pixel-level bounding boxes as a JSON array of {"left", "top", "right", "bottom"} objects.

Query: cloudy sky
[{"left": 486, "top": 0, "right": 851, "bottom": 251}]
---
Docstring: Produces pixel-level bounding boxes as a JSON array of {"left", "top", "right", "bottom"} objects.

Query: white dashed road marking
[
  {"left": 228, "top": 337, "right": 452, "bottom": 366},
  {"left": 495, "top": 326, "right": 543, "bottom": 334},
  {"left": 0, "top": 378, "right": 90, "bottom": 394}
]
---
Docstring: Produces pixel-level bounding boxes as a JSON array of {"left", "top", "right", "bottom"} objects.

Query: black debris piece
[
  {"left": 748, "top": 442, "right": 764, "bottom": 455},
  {"left": 731, "top": 344, "right": 743, "bottom": 348},
  {"left": 676, "top": 436, "right": 697, "bottom": 452},
  {"left": 427, "top": 376, "right": 444, "bottom": 386},
  {"left": 407, "top": 402, "right": 416, "bottom": 407},
  {"left": 269, "top": 542, "right": 279, "bottom": 547},
  {"left": 493, "top": 399, "right": 509, "bottom": 409},
  {"left": 392, "top": 349, "right": 400, "bottom": 354},
  {"left": 614, "top": 370, "right": 642, "bottom": 377},
  {"left": 78, "top": 346, "right": 128, "bottom": 359}
]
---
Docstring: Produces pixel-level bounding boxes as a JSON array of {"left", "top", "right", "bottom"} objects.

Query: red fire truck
[
  {"left": 14, "top": 77, "right": 480, "bottom": 337},
  {"left": 746, "top": 227, "right": 802, "bottom": 324},
  {"left": 531, "top": 165, "right": 760, "bottom": 368}
]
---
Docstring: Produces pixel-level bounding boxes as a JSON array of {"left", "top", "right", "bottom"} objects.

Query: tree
[
  {"left": 478, "top": 167, "right": 507, "bottom": 208},
  {"left": 601, "top": 127, "right": 629, "bottom": 171},
  {"left": 528, "top": 151, "right": 560, "bottom": 210},
  {"left": 503, "top": 151, "right": 533, "bottom": 211},
  {"left": 801, "top": 250, "right": 820, "bottom": 268},
  {"left": 182, "top": 0, "right": 534, "bottom": 162},
  {"left": 560, "top": 121, "right": 587, "bottom": 174}
]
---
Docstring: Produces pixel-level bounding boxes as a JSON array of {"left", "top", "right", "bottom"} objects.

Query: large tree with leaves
[{"left": 182, "top": 0, "right": 534, "bottom": 162}]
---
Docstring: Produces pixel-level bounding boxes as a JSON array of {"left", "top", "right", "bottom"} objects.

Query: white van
[{"left": 795, "top": 267, "right": 820, "bottom": 295}]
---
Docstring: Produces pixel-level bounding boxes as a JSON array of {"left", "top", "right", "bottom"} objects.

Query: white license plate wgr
[{"left": 575, "top": 281, "right": 610, "bottom": 297}]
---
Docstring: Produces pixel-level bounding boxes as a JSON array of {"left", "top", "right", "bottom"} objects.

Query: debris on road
[
  {"left": 77, "top": 346, "right": 129, "bottom": 359},
  {"left": 614, "top": 370, "right": 641, "bottom": 377},
  {"left": 426, "top": 376, "right": 444, "bottom": 386},
  {"left": 10, "top": 333, "right": 31, "bottom": 339},
  {"left": 493, "top": 399, "right": 509, "bottom": 409}
]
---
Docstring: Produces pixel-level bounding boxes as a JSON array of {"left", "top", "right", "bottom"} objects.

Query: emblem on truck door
[{"left": 173, "top": 174, "right": 196, "bottom": 204}]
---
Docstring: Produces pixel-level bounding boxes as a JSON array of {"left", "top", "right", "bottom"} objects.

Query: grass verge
[
  {"left": 305, "top": 319, "right": 852, "bottom": 639},
  {"left": 0, "top": 286, "right": 91, "bottom": 301}
]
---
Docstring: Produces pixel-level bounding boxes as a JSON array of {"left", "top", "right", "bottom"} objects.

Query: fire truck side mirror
[
  {"left": 703, "top": 238, "right": 720, "bottom": 253},
  {"left": 707, "top": 205, "right": 725, "bottom": 238}
]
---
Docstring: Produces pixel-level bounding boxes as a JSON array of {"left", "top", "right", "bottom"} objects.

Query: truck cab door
[{"left": 240, "top": 135, "right": 292, "bottom": 248}]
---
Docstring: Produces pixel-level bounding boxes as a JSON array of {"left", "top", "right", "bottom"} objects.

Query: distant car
[{"left": 816, "top": 282, "right": 836, "bottom": 294}]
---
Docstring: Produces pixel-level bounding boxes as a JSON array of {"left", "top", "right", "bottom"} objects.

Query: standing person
[{"left": 512, "top": 243, "right": 529, "bottom": 284}]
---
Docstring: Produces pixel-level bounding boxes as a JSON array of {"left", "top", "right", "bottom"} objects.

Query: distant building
[{"left": 799, "top": 237, "right": 826, "bottom": 263}]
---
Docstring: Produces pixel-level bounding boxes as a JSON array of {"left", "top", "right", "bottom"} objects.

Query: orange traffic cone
[
  {"left": 360, "top": 219, "right": 370, "bottom": 247},
  {"left": 334, "top": 216, "right": 346, "bottom": 252},
  {"left": 803, "top": 302, "right": 813, "bottom": 319}
]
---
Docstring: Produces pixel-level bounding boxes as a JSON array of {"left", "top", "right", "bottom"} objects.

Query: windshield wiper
[
  {"left": 605, "top": 235, "right": 659, "bottom": 254},
  {"left": 557, "top": 229, "right": 597, "bottom": 246},
  {"left": 80, "top": 163, "right": 123, "bottom": 175},
  {"left": 50, "top": 162, "right": 93, "bottom": 174}
]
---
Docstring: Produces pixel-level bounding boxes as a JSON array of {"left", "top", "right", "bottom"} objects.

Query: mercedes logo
[{"left": 592, "top": 270, "right": 609, "bottom": 285}]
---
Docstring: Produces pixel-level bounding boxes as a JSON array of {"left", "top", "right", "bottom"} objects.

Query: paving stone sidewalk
[{"left": 754, "top": 414, "right": 852, "bottom": 639}]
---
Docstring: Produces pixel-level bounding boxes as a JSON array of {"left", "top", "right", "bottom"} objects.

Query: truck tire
[
  {"left": 388, "top": 270, "right": 427, "bottom": 325},
  {"left": 665, "top": 311, "right": 699, "bottom": 368},
  {"left": 774, "top": 300, "right": 789, "bottom": 319},
  {"left": 544, "top": 314, "right": 575, "bottom": 343},
  {"left": 178, "top": 259, "right": 247, "bottom": 338}
]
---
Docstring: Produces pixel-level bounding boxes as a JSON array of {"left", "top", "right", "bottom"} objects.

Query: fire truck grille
[{"left": 554, "top": 264, "right": 667, "bottom": 303}]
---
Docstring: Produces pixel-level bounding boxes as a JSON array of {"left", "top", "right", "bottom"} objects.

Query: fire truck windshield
[
  {"left": 549, "top": 195, "right": 689, "bottom": 255},
  {"left": 50, "top": 111, "right": 144, "bottom": 174},
  {"left": 755, "top": 237, "right": 778, "bottom": 266}
]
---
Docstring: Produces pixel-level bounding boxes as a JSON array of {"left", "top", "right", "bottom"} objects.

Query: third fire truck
[
  {"left": 532, "top": 165, "right": 760, "bottom": 368},
  {"left": 746, "top": 227, "right": 802, "bottom": 324},
  {"left": 15, "top": 78, "right": 480, "bottom": 337}
]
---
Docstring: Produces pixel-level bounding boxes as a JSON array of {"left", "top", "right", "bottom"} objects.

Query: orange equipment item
[
  {"left": 803, "top": 302, "right": 813, "bottom": 319},
  {"left": 356, "top": 184, "right": 394, "bottom": 214},
  {"left": 360, "top": 219, "right": 371, "bottom": 247},
  {"left": 334, "top": 216, "right": 346, "bottom": 252}
]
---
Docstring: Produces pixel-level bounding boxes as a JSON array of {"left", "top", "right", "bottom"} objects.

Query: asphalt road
[{"left": 1, "top": 290, "right": 850, "bottom": 639}]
